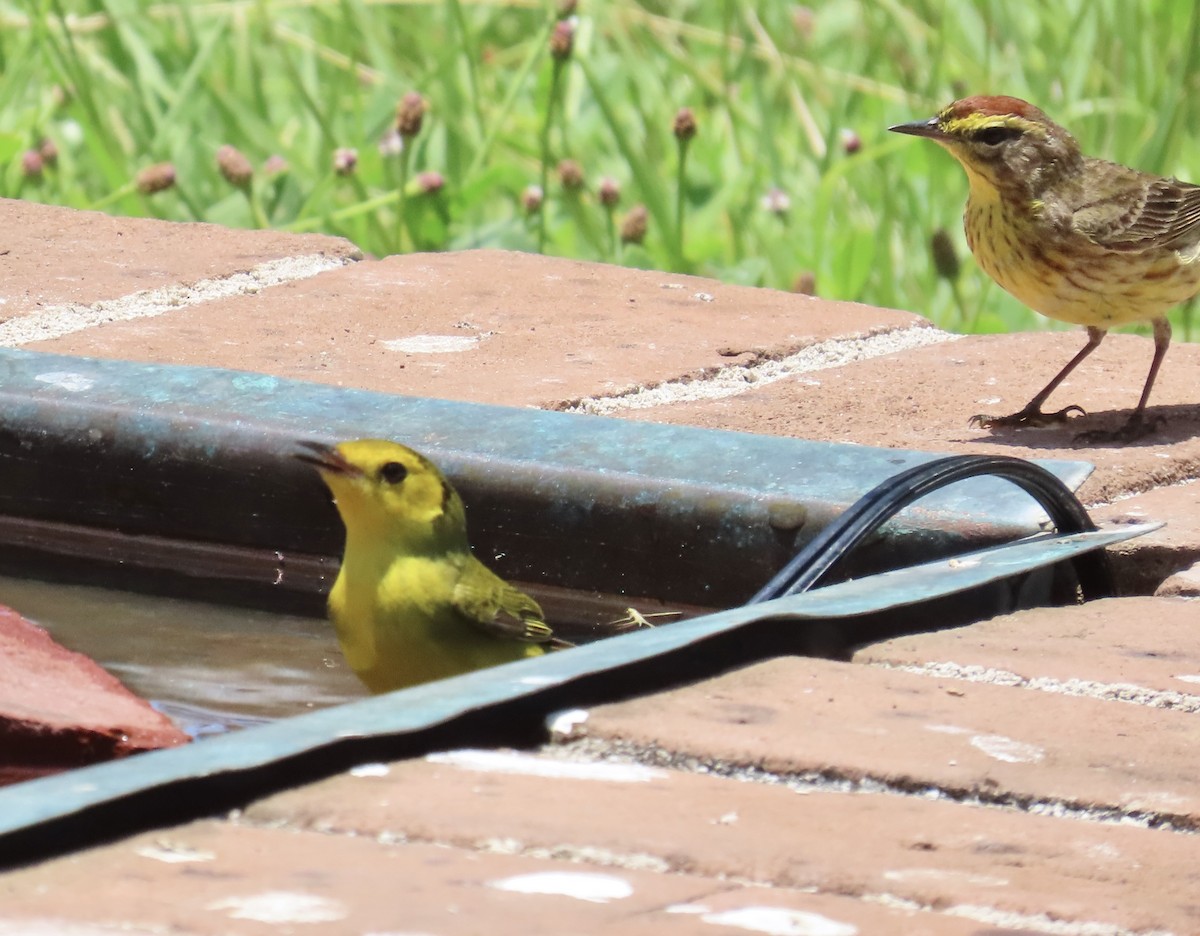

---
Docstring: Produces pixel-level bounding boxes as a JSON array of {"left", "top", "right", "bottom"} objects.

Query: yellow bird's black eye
[{"left": 379, "top": 461, "right": 408, "bottom": 485}]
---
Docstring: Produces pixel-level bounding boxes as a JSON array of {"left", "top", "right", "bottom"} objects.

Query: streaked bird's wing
[{"left": 1073, "top": 165, "right": 1200, "bottom": 252}]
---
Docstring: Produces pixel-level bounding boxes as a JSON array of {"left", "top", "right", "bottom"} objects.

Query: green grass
[{"left": 4, "top": 0, "right": 1200, "bottom": 336}]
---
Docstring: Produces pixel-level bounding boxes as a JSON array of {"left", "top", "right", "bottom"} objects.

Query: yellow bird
[{"left": 295, "top": 439, "right": 560, "bottom": 693}]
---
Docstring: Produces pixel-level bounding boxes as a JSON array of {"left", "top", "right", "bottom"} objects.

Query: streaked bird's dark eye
[
  {"left": 975, "top": 126, "right": 1022, "bottom": 146},
  {"left": 380, "top": 461, "right": 408, "bottom": 484}
]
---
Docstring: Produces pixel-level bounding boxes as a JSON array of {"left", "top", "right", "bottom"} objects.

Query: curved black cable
[{"left": 749, "top": 454, "right": 1113, "bottom": 604}]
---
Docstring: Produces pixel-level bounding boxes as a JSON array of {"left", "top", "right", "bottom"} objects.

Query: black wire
[{"left": 749, "top": 454, "right": 1113, "bottom": 604}]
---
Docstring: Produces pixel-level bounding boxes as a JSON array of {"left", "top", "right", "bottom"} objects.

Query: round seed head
[
  {"left": 522, "top": 184, "right": 544, "bottom": 214},
  {"left": 21, "top": 150, "right": 43, "bottom": 180},
  {"left": 417, "top": 170, "right": 444, "bottom": 195},
  {"left": 792, "top": 271, "right": 817, "bottom": 295},
  {"left": 263, "top": 154, "right": 289, "bottom": 177},
  {"left": 378, "top": 129, "right": 404, "bottom": 158},
  {"left": 396, "top": 92, "right": 427, "bottom": 138},
  {"left": 136, "top": 162, "right": 177, "bottom": 195},
  {"left": 673, "top": 107, "right": 697, "bottom": 142},
  {"left": 598, "top": 176, "right": 621, "bottom": 207},
  {"left": 550, "top": 19, "right": 575, "bottom": 60},
  {"left": 557, "top": 158, "right": 585, "bottom": 191},
  {"left": 333, "top": 147, "right": 358, "bottom": 176},
  {"left": 760, "top": 187, "right": 791, "bottom": 216},
  {"left": 792, "top": 7, "right": 816, "bottom": 41},
  {"left": 217, "top": 145, "right": 253, "bottom": 188},
  {"left": 38, "top": 138, "right": 58, "bottom": 167},
  {"left": 620, "top": 204, "right": 648, "bottom": 244}
]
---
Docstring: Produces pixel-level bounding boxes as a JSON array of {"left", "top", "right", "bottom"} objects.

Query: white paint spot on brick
[
  {"left": 565, "top": 325, "right": 960, "bottom": 414},
  {"left": 924, "top": 723, "right": 971, "bottom": 735},
  {"left": 207, "top": 891, "right": 347, "bottom": 924},
  {"left": 0, "top": 254, "right": 350, "bottom": 347},
  {"left": 382, "top": 334, "right": 481, "bottom": 353},
  {"left": 970, "top": 734, "right": 1044, "bottom": 764},
  {"left": 489, "top": 871, "right": 633, "bottom": 903},
  {"left": 134, "top": 840, "right": 214, "bottom": 863},
  {"left": 1120, "top": 790, "right": 1188, "bottom": 812},
  {"left": 33, "top": 371, "right": 95, "bottom": 392},
  {"left": 700, "top": 906, "right": 858, "bottom": 935},
  {"left": 884, "top": 868, "right": 1007, "bottom": 887},
  {"left": 943, "top": 901, "right": 1155, "bottom": 934},
  {"left": 427, "top": 748, "right": 663, "bottom": 782}
]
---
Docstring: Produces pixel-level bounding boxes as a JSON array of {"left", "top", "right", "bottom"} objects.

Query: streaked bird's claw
[{"left": 969, "top": 404, "right": 1086, "bottom": 430}]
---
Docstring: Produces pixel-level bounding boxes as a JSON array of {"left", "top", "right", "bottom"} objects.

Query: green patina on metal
[{"left": 0, "top": 348, "right": 1094, "bottom": 606}]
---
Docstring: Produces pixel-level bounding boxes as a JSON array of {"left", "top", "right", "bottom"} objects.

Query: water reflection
[{"left": 0, "top": 574, "right": 367, "bottom": 736}]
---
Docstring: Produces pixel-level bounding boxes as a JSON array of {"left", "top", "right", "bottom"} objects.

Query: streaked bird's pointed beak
[{"left": 888, "top": 116, "right": 945, "bottom": 140}]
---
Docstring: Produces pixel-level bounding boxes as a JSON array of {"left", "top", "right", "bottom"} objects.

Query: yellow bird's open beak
[{"left": 294, "top": 440, "right": 362, "bottom": 477}]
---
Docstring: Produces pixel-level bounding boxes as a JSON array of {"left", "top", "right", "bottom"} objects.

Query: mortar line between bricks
[
  {"left": 227, "top": 802, "right": 1170, "bottom": 936},
  {"left": 557, "top": 324, "right": 962, "bottom": 415},
  {"left": 870, "top": 660, "right": 1200, "bottom": 713},
  {"left": 549, "top": 738, "right": 1199, "bottom": 834},
  {"left": 0, "top": 253, "right": 354, "bottom": 347},
  {"left": 865, "top": 893, "right": 1169, "bottom": 936}
]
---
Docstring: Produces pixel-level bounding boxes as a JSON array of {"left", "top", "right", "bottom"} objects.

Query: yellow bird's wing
[{"left": 450, "top": 557, "right": 556, "bottom": 644}]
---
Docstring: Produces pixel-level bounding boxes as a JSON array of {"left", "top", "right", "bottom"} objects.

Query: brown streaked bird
[{"left": 890, "top": 95, "right": 1200, "bottom": 441}]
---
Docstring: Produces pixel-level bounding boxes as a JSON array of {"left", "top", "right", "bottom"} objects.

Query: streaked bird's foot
[
  {"left": 969, "top": 404, "right": 1086, "bottom": 430},
  {"left": 1073, "top": 412, "right": 1162, "bottom": 445}
]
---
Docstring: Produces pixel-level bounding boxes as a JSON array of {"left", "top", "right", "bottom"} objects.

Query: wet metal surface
[
  {"left": 0, "top": 524, "right": 1156, "bottom": 862},
  {"left": 0, "top": 349, "right": 1095, "bottom": 606}
]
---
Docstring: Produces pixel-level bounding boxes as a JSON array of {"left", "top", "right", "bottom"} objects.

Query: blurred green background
[{"left": 5, "top": 1, "right": 1200, "bottom": 335}]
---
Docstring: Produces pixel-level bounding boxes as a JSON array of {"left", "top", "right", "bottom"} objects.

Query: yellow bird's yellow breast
[{"left": 328, "top": 550, "right": 543, "bottom": 694}]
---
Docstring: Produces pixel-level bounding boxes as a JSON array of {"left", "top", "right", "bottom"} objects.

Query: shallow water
[{"left": 0, "top": 574, "right": 368, "bottom": 736}]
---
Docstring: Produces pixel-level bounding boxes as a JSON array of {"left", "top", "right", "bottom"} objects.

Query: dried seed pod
[
  {"left": 136, "top": 162, "right": 177, "bottom": 195},
  {"left": 396, "top": 92, "right": 427, "bottom": 139},
  {"left": 620, "top": 203, "right": 648, "bottom": 244},
  {"left": 217, "top": 145, "right": 253, "bottom": 188},
  {"left": 673, "top": 107, "right": 697, "bottom": 142}
]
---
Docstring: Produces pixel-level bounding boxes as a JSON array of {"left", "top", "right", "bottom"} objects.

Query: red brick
[
  {"left": 579, "top": 656, "right": 1200, "bottom": 821},
  {"left": 617, "top": 332, "right": 1200, "bottom": 505},
  {"left": 0, "top": 197, "right": 357, "bottom": 316},
  {"left": 240, "top": 750, "right": 1200, "bottom": 933},
  {"left": 0, "top": 605, "right": 188, "bottom": 783},
  {"left": 34, "top": 249, "right": 925, "bottom": 410},
  {"left": 854, "top": 596, "right": 1200, "bottom": 700},
  {"left": 0, "top": 819, "right": 980, "bottom": 935}
]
